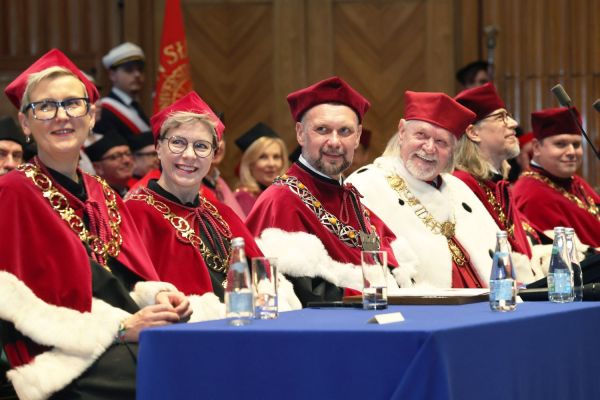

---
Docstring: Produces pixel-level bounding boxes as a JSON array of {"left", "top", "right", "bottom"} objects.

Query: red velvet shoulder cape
[
  {"left": 246, "top": 163, "right": 400, "bottom": 269},
  {"left": 0, "top": 160, "right": 158, "bottom": 313},
  {"left": 125, "top": 185, "right": 262, "bottom": 295},
  {"left": 513, "top": 168, "right": 600, "bottom": 247}
]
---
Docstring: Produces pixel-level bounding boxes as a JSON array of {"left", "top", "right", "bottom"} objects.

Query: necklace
[
  {"left": 386, "top": 174, "right": 467, "bottom": 266},
  {"left": 275, "top": 174, "right": 379, "bottom": 250},
  {"left": 18, "top": 163, "right": 122, "bottom": 271},
  {"left": 127, "top": 189, "right": 231, "bottom": 284},
  {"left": 476, "top": 180, "right": 514, "bottom": 236},
  {"left": 523, "top": 171, "right": 599, "bottom": 219}
]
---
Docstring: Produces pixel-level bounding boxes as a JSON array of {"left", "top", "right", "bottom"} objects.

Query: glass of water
[
  {"left": 252, "top": 257, "right": 278, "bottom": 319},
  {"left": 361, "top": 251, "right": 388, "bottom": 310}
]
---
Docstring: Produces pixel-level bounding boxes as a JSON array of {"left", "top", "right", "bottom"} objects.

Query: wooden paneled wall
[
  {"left": 1, "top": 0, "right": 598, "bottom": 187},
  {"left": 481, "top": 0, "right": 600, "bottom": 187}
]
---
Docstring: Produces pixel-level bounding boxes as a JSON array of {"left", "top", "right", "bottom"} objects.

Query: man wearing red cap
[
  {"left": 246, "top": 77, "right": 407, "bottom": 305},
  {"left": 348, "top": 91, "right": 500, "bottom": 289},
  {"left": 453, "top": 83, "right": 542, "bottom": 283},
  {"left": 513, "top": 107, "right": 600, "bottom": 248}
]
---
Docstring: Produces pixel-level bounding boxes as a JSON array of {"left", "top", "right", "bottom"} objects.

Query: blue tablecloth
[{"left": 137, "top": 302, "right": 600, "bottom": 400}]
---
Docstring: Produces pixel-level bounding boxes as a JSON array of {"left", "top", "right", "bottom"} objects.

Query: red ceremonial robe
[
  {"left": 513, "top": 165, "right": 600, "bottom": 247},
  {"left": 125, "top": 181, "right": 262, "bottom": 298},
  {"left": 0, "top": 158, "right": 158, "bottom": 366},
  {"left": 246, "top": 162, "right": 399, "bottom": 303},
  {"left": 454, "top": 170, "right": 533, "bottom": 257}
]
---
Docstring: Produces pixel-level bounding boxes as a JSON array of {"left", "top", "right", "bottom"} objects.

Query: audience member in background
[
  {"left": 202, "top": 129, "right": 245, "bottom": 219},
  {"left": 234, "top": 122, "right": 288, "bottom": 216},
  {"left": 348, "top": 91, "right": 503, "bottom": 289},
  {"left": 0, "top": 116, "right": 26, "bottom": 175},
  {"left": 95, "top": 42, "right": 151, "bottom": 139},
  {"left": 456, "top": 61, "right": 490, "bottom": 90},
  {"left": 513, "top": 107, "right": 600, "bottom": 249},
  {"left": 128, "top": 130, "right": 159, "bottom": 187},
  {"left": 85, "top": 131, "right": 134, "bottom": 197},
  {"left": 125, "top": 92, "right": 300, "bottom": 310},
  {"left": 0, "top": 48, "right": 191, "bottom": 399},
  {"left": 345, "top": 127, "right": 372, "bottom": 175},
  {"left": 453, "top": 82, "right": 542, "bottom": 282},
  {"left": 247, "top": 77, "right": 405, "bottom": 306}
]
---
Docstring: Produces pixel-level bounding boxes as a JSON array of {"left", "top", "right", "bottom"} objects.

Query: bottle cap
[
  {"left": 564, "top": 227, "right": 575, "bottom": 235},
  {"left": 496, "top": 230, "right": 508, "bottom": 238},
  {"left": 553, "top": 226, "right": 565, "bottom": 233},
  {"left": 231, "top": 237, "right": 245, "bottom": 247}
]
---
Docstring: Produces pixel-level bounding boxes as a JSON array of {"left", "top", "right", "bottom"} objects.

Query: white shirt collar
[
  {"left": 112, "top": 87, "right": 134, "bottom": 106},
  {"left": 298, "top": 154, "right": 343, "bottom": 184}
]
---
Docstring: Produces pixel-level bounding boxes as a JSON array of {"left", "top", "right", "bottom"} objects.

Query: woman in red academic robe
[
  {"left": 0, "top": 49, "right": 192, "bottom": 400},
  {"left": 125, "top": 92, "right": 300, "bottom": 308}
]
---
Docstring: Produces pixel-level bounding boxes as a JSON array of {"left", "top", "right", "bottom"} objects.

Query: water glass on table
[
  {"left": 252, "top": 257, "right": 279, "bottom": 319},
  {"left": 361, "top": 250, "right": 388, "bottom": 310}
]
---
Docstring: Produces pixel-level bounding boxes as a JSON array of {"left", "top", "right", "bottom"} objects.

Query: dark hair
[{"left": 456, "top": 61, "right": 489, "bottom": 86}]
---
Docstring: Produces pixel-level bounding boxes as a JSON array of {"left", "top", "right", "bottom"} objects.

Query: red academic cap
[
  {"left": 4, "top": 48, "right": 99, "bottom": 110},
  {"left": 518, "top": 131, "right": 534, "bottom": 148},
  {"left": 150, "top": 91, "right": 225, "bottom": 142},
  {"left": 286, "top": 76, "right": 370, "bottom": 122},
  {"left": 531, "top": 107, "right": 581, "bottom": 140},
  {"left": 454, "top": 82, "right": 505, "bottom": 122},
  {"left": 404, "top": 91, "right": 476, "bottom": 138}
]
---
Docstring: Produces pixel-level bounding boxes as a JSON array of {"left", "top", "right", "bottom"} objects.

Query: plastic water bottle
[
  {"left": 489, "top": 231, "right": 517, "bottom": 312},
  {"left": 547, "top": 227, "right": 574, "bottom": 303},
  {"left": 564, "top": 228, "right": 583, "bottom": 302},
  {"left": 225, "top": 237, "right": 254, "bottom": 325}
]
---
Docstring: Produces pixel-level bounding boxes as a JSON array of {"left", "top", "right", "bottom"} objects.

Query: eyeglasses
[
  {"left": 23, "top": 98, "right": 90, "bottom": 121},
  {"left": 162, "top": 136, "right": 214, "bottom": 158},
  {"left": 134, "top": 150, "right": 158, "bottom": 158},
  {"left": 483, "top": 110, "right": 514, "bottom": 126},
  {"left": 100, "top": 150, "right": 133, "bottom": 162}
]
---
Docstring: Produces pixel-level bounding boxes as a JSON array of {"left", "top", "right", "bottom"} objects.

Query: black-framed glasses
[
  {"left": 483, "top": 110, "right": 514, "bottom": 126},
  {"left": 23, "top": 97, "right": 90, "bottom": 121},
  {"left": 162, "top": 136, "right": 214, "bottom": 158},
  {"left": 100, "top": 150, "right": 133, "bottom": 162}
]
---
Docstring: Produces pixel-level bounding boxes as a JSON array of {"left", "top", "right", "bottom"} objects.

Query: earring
[{"left": 25, "top": 135, "right": 31, "bottom": 144}]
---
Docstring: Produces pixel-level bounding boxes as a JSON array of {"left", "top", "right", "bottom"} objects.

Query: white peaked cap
[{"left": 102, "top": 42, "right": 145, "bottom": 69}]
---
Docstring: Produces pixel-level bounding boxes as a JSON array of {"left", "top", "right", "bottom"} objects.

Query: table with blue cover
[{"left": 137, "top": 302, "right": 600, "bottom": 400}]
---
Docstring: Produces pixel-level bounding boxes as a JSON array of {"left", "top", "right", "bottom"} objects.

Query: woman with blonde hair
[
  {"left": 234, "top": 122, "right": 288, "bottom": 216},
  {"left": 0, "top": 49, "right": 191, "bottom": 399}
]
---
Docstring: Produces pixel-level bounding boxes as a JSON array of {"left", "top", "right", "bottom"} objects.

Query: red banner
[{"left": 153, "top": 0, "right": 193, "bottom": 114}]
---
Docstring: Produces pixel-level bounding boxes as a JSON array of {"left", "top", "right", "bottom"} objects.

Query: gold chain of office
[
  {"left": 385, "top": 174, "right": 467, "bottom": 266},
  {"left": 476, "top": 181, "right": 514, "bottom": 237},
  {"left": 275, "top": 174, "right": 378, "bottom": 249},
  {"left": 522, "top": 171, "right": 599, "bottom": 220},
  {"left": 127, "top": 189, "right": 231, "bottom": 278},
  {"left": 17, "top": 163, "right": 122, "bottom": 271}
]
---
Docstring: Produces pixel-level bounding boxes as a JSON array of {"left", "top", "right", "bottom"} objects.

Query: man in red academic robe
[
  {"left": 513, "top": 107, "right": 600, "bottom": 249},
  {"left": 246, "top": 77, "right": 410, "bottom": 305},
  {"left": 453, "top": 83, "right": 543, "bottom": 283}
]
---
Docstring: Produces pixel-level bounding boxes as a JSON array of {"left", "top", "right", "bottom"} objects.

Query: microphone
[
  {"left": 550, "top": 84, "right": 600, "bottom": 160},
  {"left": 593, "top": 99, "right": 600, "bottom": 113},
  {"left": 550, "top": 84, "right": 572, "bottom": 107}
]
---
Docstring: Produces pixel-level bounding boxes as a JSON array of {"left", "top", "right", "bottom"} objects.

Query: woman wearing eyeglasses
[
  {"left": 0, "top": 49, "right": 193, "bottom": 399},
  {"left": 125, "top": 93, "right": 300, "bottom": 311}
]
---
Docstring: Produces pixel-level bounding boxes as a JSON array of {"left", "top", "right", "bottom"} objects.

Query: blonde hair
[
  {"left": 238, "top": 136, "right": 288, "bottom": 194},
  {"left": 21, "top": 66, "right": 87, "bottom": 111},
  {"left": 159, "top": 111, "right": 218, "bottom": 147},
  {"left": 454, "top": 130, "right": 510, "bottom": 180}
]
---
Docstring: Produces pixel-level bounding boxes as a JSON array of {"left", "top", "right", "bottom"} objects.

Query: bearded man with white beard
[{"left": 347, "top": 91, "right": 503, "bottom": 289}]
